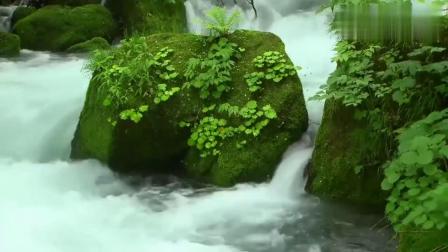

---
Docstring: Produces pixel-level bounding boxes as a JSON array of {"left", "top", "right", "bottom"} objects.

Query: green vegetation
[
  {"left": 0, "top": 32, "right": 20, "bottom": 57},
  {"left": 245, "top": 51, "right": 298, "bottom": 92},
  {"left": 200, "top": 7, "right": 241, "bottom": 37},
  {"left": 382, "top": 109, "right": 448, "bottom": 232},
  {"left": 185, "top": 37, "right": 240, "bottom": 99}
]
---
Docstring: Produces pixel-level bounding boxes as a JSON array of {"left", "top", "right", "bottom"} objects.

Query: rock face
[
  {"left": 105, "top": 0, "right": 186, "bottom": 35},
  {"left": 66, "top": 36, "right": 109, "bottom": 53},
  {"left": 71, "top": 30, "right": 309, "bottom": 186},
  {"left": 305, "top": 99, "right": 387, "bottom": 207},
  {"left": 13, "top": 4, "right": 116, "bottom": 51},
  {"left": 0, "top": 31, "right": 20, "bottom": 57},
  {"left": 11, "top": 6, "right": 36, "bottom": 27}
]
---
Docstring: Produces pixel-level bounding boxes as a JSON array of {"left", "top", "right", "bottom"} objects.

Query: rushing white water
[
  {"left": 0, "top": 6, "right": 16, "bottom": 32},
  {"left": 0, "top": 1, "right": 395, "bottom": 252}
]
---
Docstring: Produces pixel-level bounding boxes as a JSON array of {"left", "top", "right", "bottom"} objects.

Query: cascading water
[
  {"left": 0, "top": 5, "right": 16, "bottom": 32},
  {"left": 0, "top": 1, "right": 395, "bottom": 252}
]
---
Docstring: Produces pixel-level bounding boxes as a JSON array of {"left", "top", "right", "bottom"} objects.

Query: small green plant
[
  {"left": 119, "top": 105, "right": 149, "bottom": 123},
  {"left": 245, "top": 51, "right": 298, "bottom": 92},
  {"left": 185, "top": 37, "right": 241, "bottom": 99},
  {"left": 184, "top": 100, "right": 278, "bottom": 157},
  {"left": 154, "top": 84, "right": 181, "bottom": 104},
  {"left": 382, "top": 109, "right": 448, "bottom": 231},
  {"left": 201, "top": 7, "right": 241, "bottom": 37},
  {"left": 187, "top": 116, "right": 235, "bottom": 157},
  {"left": 85, "top": 36, "right": 181, "bottom": 125}
]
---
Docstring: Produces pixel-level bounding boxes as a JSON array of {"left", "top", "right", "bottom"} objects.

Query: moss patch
[
  {"left": 0, "top": 32, "right": 20, "bottom": 57},
  {"left": 306, "top": 99, "right": 387, "bottom": 207},
  {"left": 11, "top": 6, "right": 36, "bottom": 27},
  {"left": 71, "top": 30, "right": 308, "bottom": 185},
  {"left": 398, "top": 229, "right": 448, "bottom": 252},
  {"left": 66, "top": 37, "right": 110, "bottom": 53},
  {"left": 106, "top": 0, "right": 186, "bottom": 36},
  {"left": 13, "top": 4, "right": 117, "bottom": 51}
]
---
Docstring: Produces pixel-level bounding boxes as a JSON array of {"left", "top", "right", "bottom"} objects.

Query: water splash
[{"left": 0, "top": 6, "right": 17, "bottom": 32}]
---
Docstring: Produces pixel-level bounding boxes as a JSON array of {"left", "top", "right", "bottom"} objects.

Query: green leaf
[{"left": 416, "top": 149, "right": 434, "bottom": 165}]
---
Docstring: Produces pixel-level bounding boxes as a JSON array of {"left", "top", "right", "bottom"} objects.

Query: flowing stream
[{"left": 0, "top": 1, "right": 396, "bottom": 252}]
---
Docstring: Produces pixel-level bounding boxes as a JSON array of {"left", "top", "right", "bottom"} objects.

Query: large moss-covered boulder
[
  {"left": 0, "top": 32, "right": 20, "bottom": 57},
  {"left": 71, "top": 30, "right": 308, "bottom": 185},
  {"left": 13, "top": 4, "right": 116, "bottom": 51},
  {"left": 398, "top": 229, "right": 448, "bottom": 252},
  {"left": 305, "top": 99, "right": 387, "bottom": 207},
  {"left": 11, "top": 6, "right": 36, "bottom": 27},
  {"left": 66, "top": 36, "right": 110, "bottom": 53},
  {"left": 105, "top": 0, "right": 186, "bottom": 35}
]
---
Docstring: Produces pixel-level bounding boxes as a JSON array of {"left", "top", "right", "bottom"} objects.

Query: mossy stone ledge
[
  {"left": 0, "top": 32, "right": 20, "bottom": 57},
  {"left": 12, "top": 4, "right": 117, "bottom": 51},
  {"left": 105, "top": 0, "right": 187, "bottom": 36},
  {"left": 305, "top": 99, "right": 387, "bottom": 207},
  {"left": 71, "top": 30, "right": 309, "bottom": 186},
  {"left": 66, "top": 37, "right": 110, "bottom": 53}
]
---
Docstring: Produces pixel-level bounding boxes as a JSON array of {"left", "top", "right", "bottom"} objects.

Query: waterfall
[{"left": 0, "top": 6, "right": 17, "bottom": 32}]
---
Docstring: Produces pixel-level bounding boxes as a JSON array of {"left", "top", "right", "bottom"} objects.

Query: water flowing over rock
[{"left": 0, "top": 6, "right": 16, "bottom": 32}]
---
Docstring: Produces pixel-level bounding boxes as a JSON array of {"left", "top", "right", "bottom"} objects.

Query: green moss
[
  {"left": 11, "top": 7, "right": 36, "bottom": 27},
  {"left": 66, "top": 37, "right": 110, "bottom": 53},
  {"left": 398, "top": 229, "right": 448, "bottom": 252},
  {"left": 72, "top": 30, "right": 308, "bottom": 185},
  {"left": 0, "top": 32, "right": 20, "bottom": 57},
  {"left": 306, "top": 99, "right": 387, "bottom": 207},
  {"left": 13, "top": 4, "right": 117, "bottom": 51},
  {"left": 106, "top": 0, "right": 186, "bottom": 36}
]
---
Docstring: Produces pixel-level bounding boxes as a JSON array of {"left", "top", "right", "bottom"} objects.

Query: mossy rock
[
  {"left": 305, "top": 99, "right": 387, "bottom": 207},
  {"left": 105, "top": 0, "right": 186, "bottom": 36},
  {"left": 66, "top": 36, "right": 110, "bottom": 53},
  {"left": 71, "top": 30, "right": 308, "bottom": 185},
  {"left": 398, "top": 229, "right": 448, "bottom": 252},
  {"left": 13, "top": 4, "right": 117, "bottom": 51},
  {"left": 11, "top": 6, "right": 36, "bottom": 27},
  {"left": 0, "top": 32, "right": 20, "bottom": 57}
]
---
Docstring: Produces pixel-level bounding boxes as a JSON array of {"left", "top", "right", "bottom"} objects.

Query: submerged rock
[
  {"left": 66, "top": 36, "right": 110, "bottom": 53},
  {"left": 0, "top": 31, "right": 20, "bottom": 57},
  {"left": 13, "top": 4, "right": 116, "bottom": 51},
  {"left": 105, "top": 0, "right": 186, "bottom": 35},
  {"left": 71, "top": 30, "right": 308, "bottom": 186}
]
